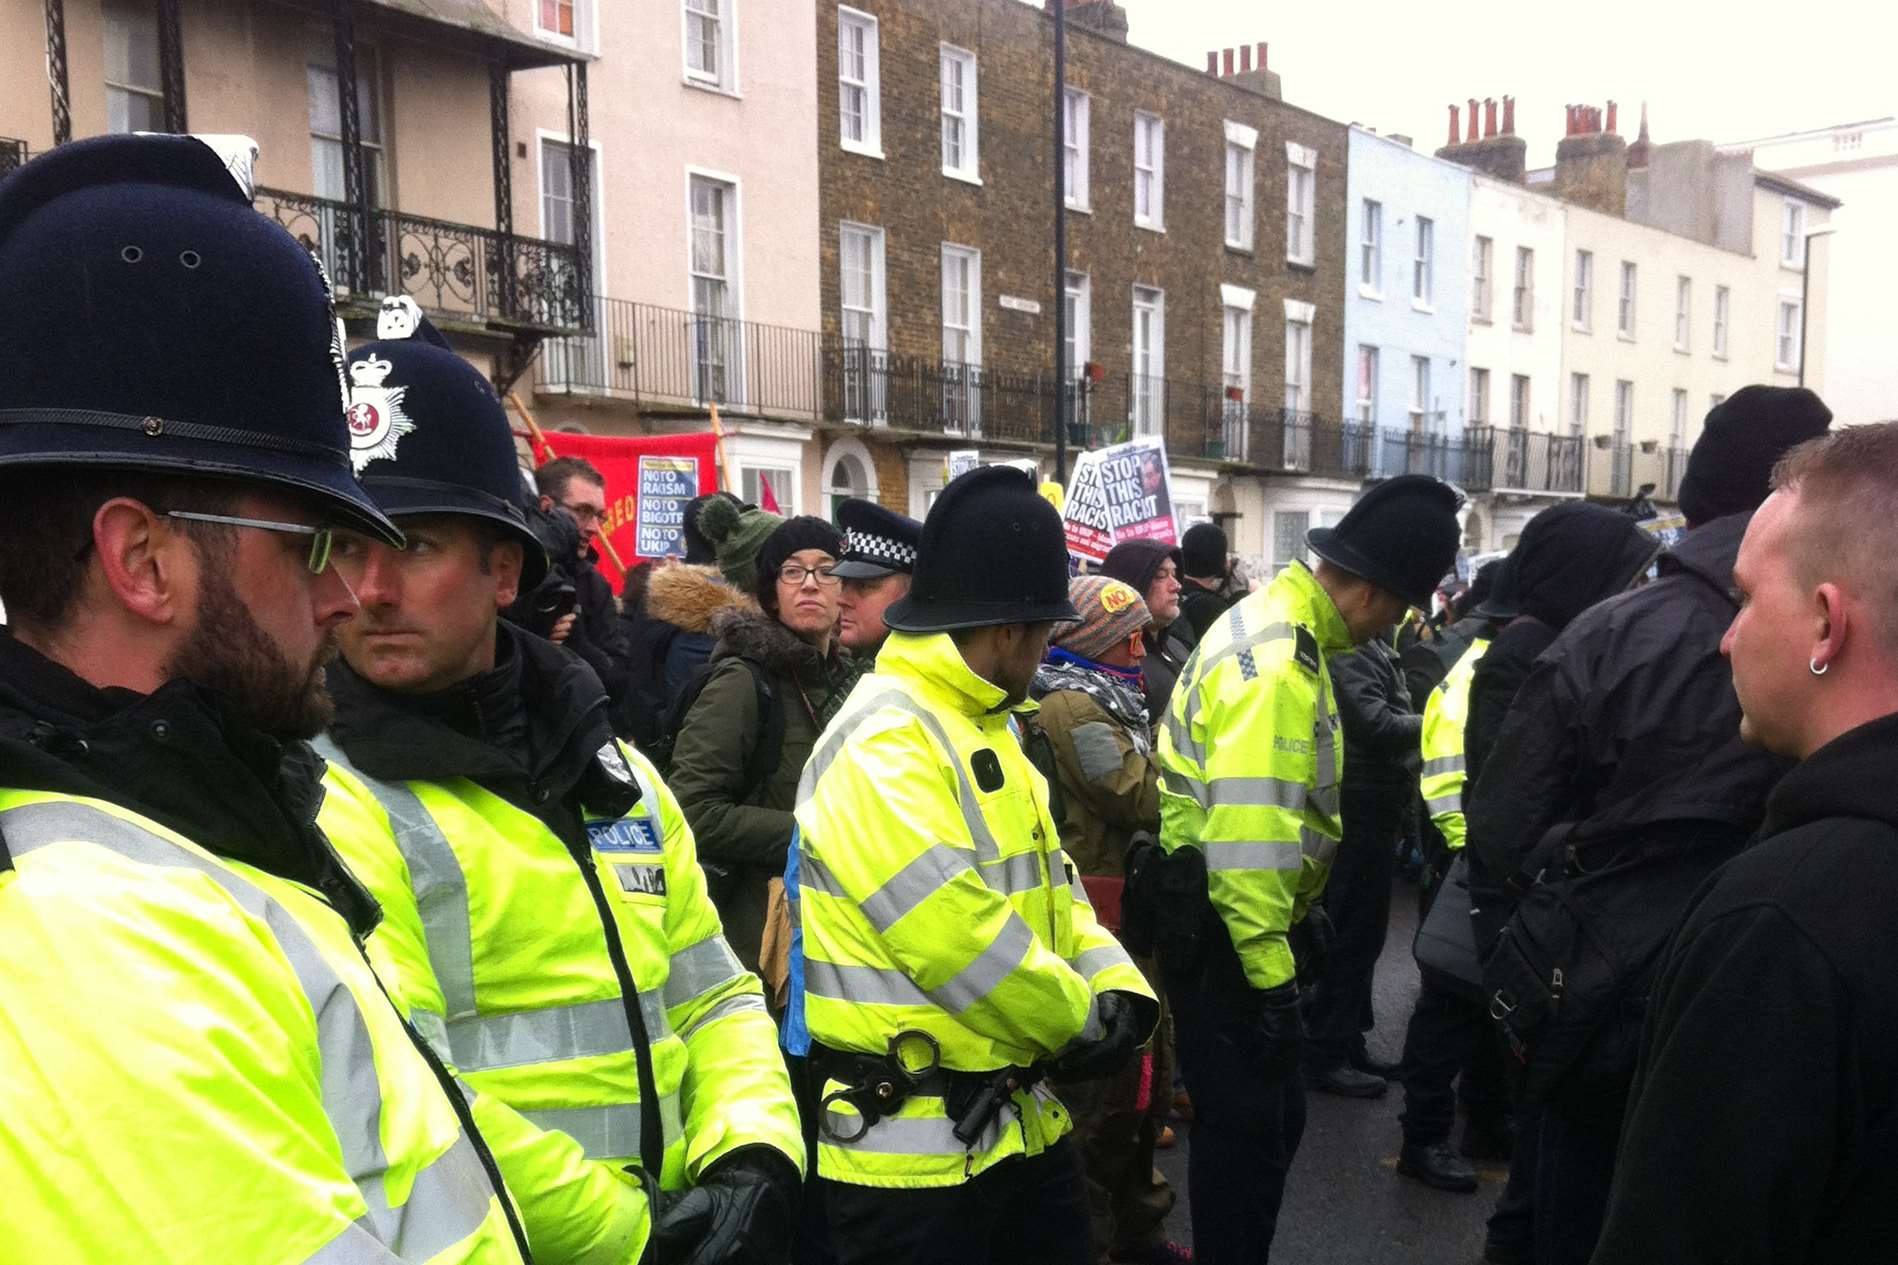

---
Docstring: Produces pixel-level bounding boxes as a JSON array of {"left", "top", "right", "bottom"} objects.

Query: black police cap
[
  {"left": 832, "top": 497, "right": 923, "bottom": 580},
  {"left": 0, "top": 133, "right": 399, "bottom": 543}
]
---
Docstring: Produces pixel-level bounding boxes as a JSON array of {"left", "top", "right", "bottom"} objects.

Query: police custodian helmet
[
  {"left": 883, "top": 465, "right": 1080, "bottom": 633},
  {"left": 0, "top": 133, "right": 399, "bottom": 544}
]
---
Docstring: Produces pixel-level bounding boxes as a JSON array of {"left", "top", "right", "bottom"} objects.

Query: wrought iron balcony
[
  {"left": 539, "top": 297, "right": 826, "bottom": 421},
  {"left": 1584, "top": 438, "right": 1637, "bottom": 499},
  {"left": 1466, "top": 426, "right": 1586, "bottom": 494},
  {"left": 0, "top": 137, "right": 27, "bottom": 179},
  {"left": 1376, "top": 427, "right": 1494, "bottom": 491},
  {"left": 820, "top": 347, "right": 1053, "bottom": 444},
  {"left": 253, "top": 187, "right": 584, "bottom": 332}
]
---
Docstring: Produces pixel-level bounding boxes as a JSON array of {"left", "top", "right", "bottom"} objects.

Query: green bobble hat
[{"left": 696, "top": 493, "right": 783, "bottom": 591}]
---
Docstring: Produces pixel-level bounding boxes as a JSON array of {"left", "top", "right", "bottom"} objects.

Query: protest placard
[{"left": 1061, "top": 435, "right": 1176, "bottom": 564}]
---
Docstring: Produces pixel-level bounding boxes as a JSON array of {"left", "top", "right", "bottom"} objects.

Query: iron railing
[
  {"left": 0, "top": 137, "right": 27, "bottom": 179},
  {"left": 1376, "top": 428, "right": 1493, "bottom": 490},
  {"left": 539, "top": 297, "right": 827, "bottom": 419},
  {"left": 1663, "top": 445, "right": 1688, "bottom": 501},
  {"left": 1467, "top": 426, "right": 1586, "bottom": 494},
  {"left": 820, "top": 349, "right": 1054, "bottom": 444},
  {"left": 253, "top": 186, "right": 584, "bottom": 331}
]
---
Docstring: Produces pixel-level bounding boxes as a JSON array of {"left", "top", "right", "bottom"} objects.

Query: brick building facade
[{"left": 814, "top": 0, "right": 1348, "bottom": 557}]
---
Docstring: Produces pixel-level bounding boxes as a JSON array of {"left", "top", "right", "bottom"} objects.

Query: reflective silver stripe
[
  {"left": 931, "top": 913, "right": 1035, "bottom": 1013},
  {"left": 1182, "top": 618, "right": 1297, "bottom": 735},
  {"left": 0, "top": 801, "right": 498, "bottom": 1260},
  {"left": 316, "top": 738, "right": 479, "bottom": 1027},
  {"left": 1426, "top": 795, "right": 1465, "bottom": 816},
  {"left": 520, "top": 1095, "right": 684, "bottom": 1161},
  {"left": 409, "top": 1008, "right": 450, "bottom": 1058},
  {"left": 1067, "top": 866, "right": 1093, "bottom": 907},
  {"left": 1207, "top": 776, "right": 1308, "bottom": 811},
  {"left": 983, "top": 849, "right": 1045, "bottom": 897},
  {"left": 1072, "top": 943, "right": 1130, "bottom": 979},
  {"left": 680, "top": 989, "right": 769, "bottom": 1037},
  {"left": 444, "top": 996, "right": 633, "bottom": 1073},
  {"left": 804, "top": 957, "right": 930, "bottom": 1007},
  {"left": 858, "top": 842, "right": 975, "bottom": 931},
  {"left": 1422, "top": 755, "right": 1465, "bottom": 778},
  {"left": 1162, "top": 707, "right": 1206, "bottom": 771},
  {"left": 1160, "top": 766, "right": 1208, "bottom": 808},
  {"left": 799, "top": 848, "right": 844, "bottom": 899},
  {"left": 1301, "top": 827, "right": 1341, "bottom": 868},
  {"left": 303, "top": 1223, "right": 404, "bottom": 1264},
  {"left": 1309, "top": 785, "right": 1341, "bottom": 819},
  {"left": 663, "top": 935, "right": 748, "bottom": 1009},
  {"left": 822, "top": 1104, "right": 1008, "bottom": 1157},
  {"left": 1202, "top": 839, "right": 1303, "bottom": 872}
]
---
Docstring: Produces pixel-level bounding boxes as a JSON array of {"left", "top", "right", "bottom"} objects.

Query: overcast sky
[{"left": 1104, "top": 0, "right": 1892, "bottom": 165}]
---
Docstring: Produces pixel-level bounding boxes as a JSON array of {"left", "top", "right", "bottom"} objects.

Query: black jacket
[
  {"left": 1177, "top": 583, "right": 1230, "bottom": 648},
  {"left": 1594, "top": 713, "right": 1898, "bottom": 1264},
  {"left": 1328, "top": 637, "right": 1418, "bottom": 788},
  {"left": 326, "top": 621, "right": 620, "bottom": 846},
  {"left": 1468, "top": 512, "right": 1789, "bottom": 884},
  {"left": 1400, "top": 615, "right": 1490, "bottom": 707},
  {"left": 1141, "top": 623, "right": 1193, "bottom": 727},
  {"left": 0, "top": 631, "right": 377, "bottom": 931}
]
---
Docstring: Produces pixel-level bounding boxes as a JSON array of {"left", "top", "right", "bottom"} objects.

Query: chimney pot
[
  {"left": 1255, "top": 41, "right": 1268, "bottom": 71},
  {"left": 1485, "top": 97, "right": 1497, "bottom": 139},
  {"left": 1222, "top": 47, "right": 1234, "bottom": 76},
  {"left": 1206, "top": 50, "right": 1218, "bottom": 73},
  {"left": 1606, "top": 100, "right": 1618, "bottom": 134},
  {"left": 1503, "top": 95, "right": 1515, "bottom": 135},
  {"left": 1448, "top": 103, "right": 1461, "bottom": 146},
  {"left": 1239, "top": 44, "right": 1252, "bottom": 73},
  {"left": 1467, "top": 98, "right": 1479, "bottom": 143}
]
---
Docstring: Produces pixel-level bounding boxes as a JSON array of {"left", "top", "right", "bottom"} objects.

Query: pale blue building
[{"left": 1342, "top": 127, "right": 1475, "bottom": 481}]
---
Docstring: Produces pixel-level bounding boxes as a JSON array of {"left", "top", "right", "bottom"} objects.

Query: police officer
[
  {"left": 1155, "top": 474, "right": 1461, "bottom": 1264},
  {"left": 831, "top": 497, "right": 922, "bottom": 659},
  {"left": 0, "top": 135, "right": 531, "bottom": 1261},
  {"left": 312, "top": 312, "right": 805, "bottom": 1264},
  {"left": 796, "top": 466, "right": 1158, "bottom": 1265}
]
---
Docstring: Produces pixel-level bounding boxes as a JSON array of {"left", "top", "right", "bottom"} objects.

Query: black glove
[
  {"left": 1247, "top": 980, "right": 1306, "bottom": 1081},
  {"left": 648, "top": 1147, "right": 801, "bottom": 1265},
  {"left": 1287, "top": 906, "right": 1335, "bottom": 986},
  {"left": 1047, "top": 989, "right": 1161, "bottom": 1085}
]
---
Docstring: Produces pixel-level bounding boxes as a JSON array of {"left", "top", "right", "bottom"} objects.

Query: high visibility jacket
[
  {"left": 1156, "top": 562, "right": 1350, "bottom": 991},
  {"left": 1419, "top": 638, "right": 1491, "bottom": 851},
  {"left": 0, "top": 791, "right": 524, "bottom": 1265},
  {"left": 795, "top": 631, "right": 1153, "bottom": 1189},
  {"left": 317, "top": 738, "right": 802, "bottom": 1263}
]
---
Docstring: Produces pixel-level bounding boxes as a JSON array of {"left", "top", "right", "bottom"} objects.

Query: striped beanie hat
[{"left": 1054, "top": 576, "right": 1152, "bottom": 662}]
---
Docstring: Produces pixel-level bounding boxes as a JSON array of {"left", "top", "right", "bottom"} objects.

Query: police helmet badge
[
  {"left": 377, "top": 294, "right": 423, "bottom": 340},
  {"left": 344, "top": 355, "right": 416, "bottom": 472}
]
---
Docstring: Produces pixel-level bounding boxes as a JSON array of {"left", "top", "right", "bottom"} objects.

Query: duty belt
[{"left": 811, "top": 1032, "right": 1040, "bottom": 1148}]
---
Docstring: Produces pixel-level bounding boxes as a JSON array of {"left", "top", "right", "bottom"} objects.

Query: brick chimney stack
[
  {"left": 1206, "top": 38, "right": 1281, "bottom": 99},
  {"left": 1048, "top": 0, "right": 1129, "bottom": 44},
  {"left": 1553, "top": 100, "right": 1630, "bottom": 214},
  {"left": 1436, "top": 89, "right": 1528, "bottom": 182}
]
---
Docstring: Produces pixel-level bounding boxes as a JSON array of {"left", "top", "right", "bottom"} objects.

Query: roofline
[
  {"left": 1752, "top": 170, "right": 1844, "bottom": 209},
  {"left": 1720, "top": 116, "right": 1896, "bottom": 148}
]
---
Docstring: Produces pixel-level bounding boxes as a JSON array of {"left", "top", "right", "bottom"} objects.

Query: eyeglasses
[
  {"left": 161, "top": 510, "right": 335, "bottom": 574},
  {"left": 777, "top": 562, "right": 841, "bottom": 587},
  {"left": 558, "top": 501, "right": 605, "bottom": 527}
]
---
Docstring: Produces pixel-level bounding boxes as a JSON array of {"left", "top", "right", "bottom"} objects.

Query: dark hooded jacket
[
  {"left": 1329, "top": 637, "right": 1418, "bottom": 789},
  {"left": 1594, "top": 712, "right": 1898, "bottom": 1264},
  {"left": 652, "top": 564, "right": 848, "bottom": 972},
  {"left": 1467, "top": 510, "right": 1794, "bottom": 1111}
]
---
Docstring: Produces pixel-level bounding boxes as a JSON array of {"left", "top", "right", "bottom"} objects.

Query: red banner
[{"left": 532, "top": 431, "right": 720, "bottom": 588}]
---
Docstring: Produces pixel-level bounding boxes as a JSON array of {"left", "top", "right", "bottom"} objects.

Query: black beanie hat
[
  {"left": 1181, "top": 521, "right": 1229, "bottom": 579},
  {"left": 755, "top": 515, "right": 843, "bottom": 605},
  {"left": 1677, "top": 385, "right": 1832, "bottom": 525},
  {"left": 884, "top": 465, "right": 1080, "bottom": 633},
  {"left": 1101, "top": 539, "right": 1182, "bottom": 601},
  {"left": 1307, "top": 474, "right": 1463, "bottom": 610}
]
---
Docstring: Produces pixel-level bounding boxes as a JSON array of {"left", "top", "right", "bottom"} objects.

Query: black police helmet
[
  {"left": 0, "top": 133, "right": 399, "bottom": 543},
  {"left": 1306, "top": 474, "right": 1463, "bottom": 611},
  {"left": 883, "top": 465, "right": 1079, "bottom": 633},
  {"left": 345, "top": 312, "right": 549, "bottom": 591}
]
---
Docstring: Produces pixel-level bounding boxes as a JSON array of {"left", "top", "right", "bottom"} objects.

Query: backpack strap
[{"left": 733, "top": 657, "right": 786, "bottom": 805}]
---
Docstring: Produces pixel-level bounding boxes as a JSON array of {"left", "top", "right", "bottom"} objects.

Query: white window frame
[
  {"left": 1675, "top": 275, "right": 1692, "bottom": 351},
  {"left": 1134, "top": 112, "right": 1165, "bottom": 231},
  {"left": 1569, "top": 372, "right": 1589, "bottom": 436},
  {"left": 837, "top": 7, "right": 881, "bottom": 157},
  {"left": 839, "top": 221, "right": 886, "bottom": 351},
  {"left": 1358, "top": 345, "right": 1380, "bottom": 424},
  {"left": 1064, "top": 270, "right": 1091, "bottom": 427},
  {"left": 1617, "top": 260, "right": 1637, "bottom": 339},
  {"left": 1064, "top": 89, "right": 1090, "bottom": 211},
  {"left": 1284, "top": 315, "right": 1312, "bottom": 413},
  {"left": 1409, "top": 355, "right": 1433, "bottom": 430},
  {"left": 739, "top": 463, "right": 798, "bottom": 516},
  {"left": 1471, "top": 235, "right": 1492, "bottom": 321},
  {"left": 1572, "top": 248, "right": 1593, "bottom": 331},
  {"left": 682, "top": 0, "right": 737, "bottom": 92},
  {"left": 1671, "top": 388, "right": 1688, "bottom": 448},
  {"left": 1713, "top": 285, "right": 1731, "bottom": 358},
  {"left": 1776, "top": 298, "right": 1802, "bottom": 372},
  {"left": 103, "top": 0, "right": 164, "bottom": 134},
  {"left": 1360, "top": 200, "right": 1382, "bottom": 295},
  {"left": 1131, "top": 285, "right": 1165, "bottom": 435},
  {"left": 1469, "top": 366, "right": 1489, "bottom": 425},
  {"left": 1781, "top": 198, "right": 1806, "bottom": 267},
  {"left": 685, "top": 168, "right": 744, "bottom": 404},
  {"left": 1510, "top": 373, "right": 1530, "bottom": 429},
  {"left": 309, "top": 42, "right": 386, "bottom": 212},
  {"left": 1513, "top": 246, "right": 1534, "bottom": 330},
  {"left": 1614, "top": 380, "right": 1634, "bottom": 440},
  {"left": 1286, "top": 142, "right": 1316, "bottom": 266},
  {"left": 1224, "top": 120, "right": 1257, "bottom": 251},
  {"left": 1413, "top": 216, "right": 1434, "bottom": 307},
  {"left": 940, "top": 243, "right": 982, "bottom": 368},
  {"left": 1222, "top": 303, "right": 1253, "bottom": 414},
  {"left": 535, "top": 0, "right": 584, "bottom": 46},
  {"left": 939, "top": 45, "right": 980, "bottom": 183}
]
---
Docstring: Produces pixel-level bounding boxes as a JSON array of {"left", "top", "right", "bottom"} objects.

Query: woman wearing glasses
[{"left": 659, "top": 498, "right": 851, "bottom": 978}]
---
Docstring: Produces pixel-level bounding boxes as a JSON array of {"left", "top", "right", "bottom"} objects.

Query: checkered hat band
[{"left": 846, "top": 528, "right": 917, "bottom": 569}]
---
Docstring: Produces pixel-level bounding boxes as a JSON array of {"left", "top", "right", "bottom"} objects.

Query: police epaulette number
[{"left": 1293, "top": 626, "right": 1321, "bottom": 676}]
